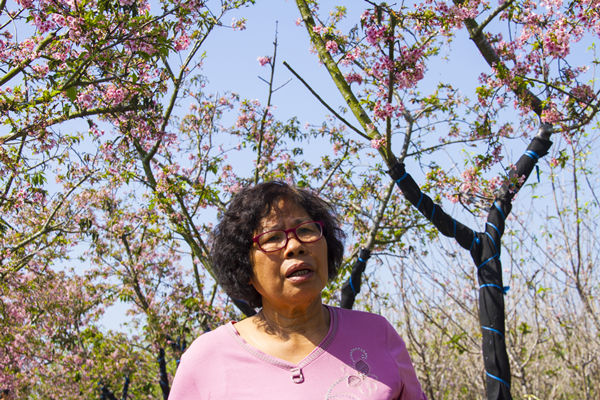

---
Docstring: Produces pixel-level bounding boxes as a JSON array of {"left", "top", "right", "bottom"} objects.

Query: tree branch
[
  {"left": 452, "top": 0, "right": 544, "bottom": 116},
  {"left": 362, "top": 179, "right": 396, "bottom": 251},
  {"left": 295, "top": 0, "right": 397, "bottom": 166},
  {"left": 317, "top": 154, "right": 346, "bottom": 195},
  {"left": 0, "top": 32, "right": 57, "bottom": 86},
  {"left": 1, "top": 104, "right": 143, "bottom": 145},
  {"left": 283, "top": 61, "right": 369, "bottom": 140},
  {"left": 474, "top": 0, "right": 515, "bottom": 37},
  {"left": 9, "top": 172, "right": 92, "bottom": 253},
  {"left": 255, "top": 23, "right": 279, "bottom": 185}
]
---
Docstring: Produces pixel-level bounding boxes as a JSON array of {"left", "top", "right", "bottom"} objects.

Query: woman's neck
[
  {"left": 232, "top": 299, "right": 331, "bottom": 364},
  {"left": 256, "top": 299, "right": 330, "bottom": 341}
]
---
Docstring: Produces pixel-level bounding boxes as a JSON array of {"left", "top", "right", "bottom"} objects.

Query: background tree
[
  {"left": 291, "top": 0, "right": 599, "bottom": 398},
  {"left": 1, "top": 0, "right": 599, "bottom": 398}
]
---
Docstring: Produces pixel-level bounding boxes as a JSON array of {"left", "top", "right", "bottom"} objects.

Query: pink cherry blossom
[
  {"left": 174, "top": 34, "right": 190, "bottom": 51},
  {"left": 370, "top": 137, "right": 386, "bottom": 149},
  {"left": 257, "top": 56, "right": 271, "bottom": 66},
  {"left": 366, "top": 26, "right": 386, "bottom": 45},
  {"left": 345, "top": 72, "right": 363, "bottom": 85},
  {"left": 325, "top": 40, "right": 339, "bottom": 54},
  {"left": 231, "top": 18, "right": 247, "bottom": 31}
]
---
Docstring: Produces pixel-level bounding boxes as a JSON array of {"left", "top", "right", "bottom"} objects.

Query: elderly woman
[{"left": 169, "top": 181, "right": 427, "bottom": 399}]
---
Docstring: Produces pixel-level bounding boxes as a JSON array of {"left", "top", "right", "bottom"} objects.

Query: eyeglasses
[{"left": 252, "top": 221, "right": 325, "bottom": 253}]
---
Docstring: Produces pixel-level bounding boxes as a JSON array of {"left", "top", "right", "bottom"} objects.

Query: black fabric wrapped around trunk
[
  {"left": 232, "top": 298, "right": 257, "bottom": 317},
  {"left": 387, "top": 137, "right": 552, "bottom": 400},
  {"left": 340, "top": 248, "right": 372, "bottom": 309}
]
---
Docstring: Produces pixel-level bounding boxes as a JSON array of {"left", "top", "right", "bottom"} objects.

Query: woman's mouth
[
  {"left": 285, "top": 264, "right": 315, "bottom": 281},
  {"left": 288, "top": 269, "right": 311, "bottom": 277}
]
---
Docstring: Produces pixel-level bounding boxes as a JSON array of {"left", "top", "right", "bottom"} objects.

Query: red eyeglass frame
[{"left": 252, "top": 221, "right": 325, "bottom": 253}]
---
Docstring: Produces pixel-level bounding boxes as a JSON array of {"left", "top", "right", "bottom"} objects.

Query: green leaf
[
  {"left": 65, "top": 87, "right": 77, "bottom": 102},
  {"left": 536, "top": 286, "right": 550, "bottom": 294},
  {"left": 518, "top": 322, "right": 533, "bottom": 335},
  {"left": 184, "top": 297, "right": 198, "bottom": 308},
  {"left": 139, "top": 52, "right": 151, "bottom": 62},
  {"left": 31, "top": 171, "right": 47, "bottom": 186}
]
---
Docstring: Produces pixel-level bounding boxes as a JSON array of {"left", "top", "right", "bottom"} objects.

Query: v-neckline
[{"left": 225, "top": 305, "right": 338, "bottom": 372}]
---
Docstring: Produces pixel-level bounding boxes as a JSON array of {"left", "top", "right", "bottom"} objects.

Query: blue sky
[
  {"left": 99, "top": 0, "right": 598, "bottom": 329},
  {"left": 198, "top": 0, "right": 491, "bottom": 131},
  {"left": 98, "top": 0, "right": 518, "bottom": 329}
]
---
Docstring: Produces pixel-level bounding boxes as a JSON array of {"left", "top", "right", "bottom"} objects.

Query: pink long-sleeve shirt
[{"left": 169, "top": 306, "right": 427, "bottom": 399}]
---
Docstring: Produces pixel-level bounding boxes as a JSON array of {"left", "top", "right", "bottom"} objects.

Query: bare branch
[{"left": 283, "top": 61, "right": 369, "bottom": 140}]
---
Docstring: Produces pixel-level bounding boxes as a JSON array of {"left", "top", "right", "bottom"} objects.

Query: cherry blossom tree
[
  {"left": 291, "top": 0, "right": 599, "bottom": 399},
  {"left": 1, "top": 0, "right": 599, "bottom": 398},
  {"left": 1, "top": 0, "right": 256, "bottom": 397}
]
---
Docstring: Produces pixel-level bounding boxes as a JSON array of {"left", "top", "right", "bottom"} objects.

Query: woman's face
[{"left": 249, "top": 198, "right": 328, "bottom": 312}]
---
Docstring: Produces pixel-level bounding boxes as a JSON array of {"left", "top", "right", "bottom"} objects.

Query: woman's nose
[{"left": 284, "top": 232, "right": 306, "bottom": 257}]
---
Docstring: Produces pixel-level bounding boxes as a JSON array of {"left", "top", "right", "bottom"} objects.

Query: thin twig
[
  {"left": 317, "top": 153, "right": 346, "bottom": 195},
  {"left": 283, "top": 61, "right": 370, "bottom": 140},
  {"left": 363, "top": 179, "right": 397, "bottom": 251},
  {"left": 474, "top": 0, "right": 515, "bottom": 36},
  {"left": 254, "top": 22, "right": 279, "bottom": 185}
]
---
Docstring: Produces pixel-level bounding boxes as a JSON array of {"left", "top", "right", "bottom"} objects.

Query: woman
[{"left": 169, "top": 181, "right": 427, "bottom": 399}]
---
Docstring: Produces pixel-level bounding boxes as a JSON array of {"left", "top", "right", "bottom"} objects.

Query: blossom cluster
[
  {"left": 257, "top": 56, "right": 271, "bottom": 66},
  {"left": 231, "top": 18, "right": 247, "bottom": 31}
]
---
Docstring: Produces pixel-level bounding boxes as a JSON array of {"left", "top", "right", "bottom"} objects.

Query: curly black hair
[{"left": 211, "top": 181, "right": 346, "bottom": 309}]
